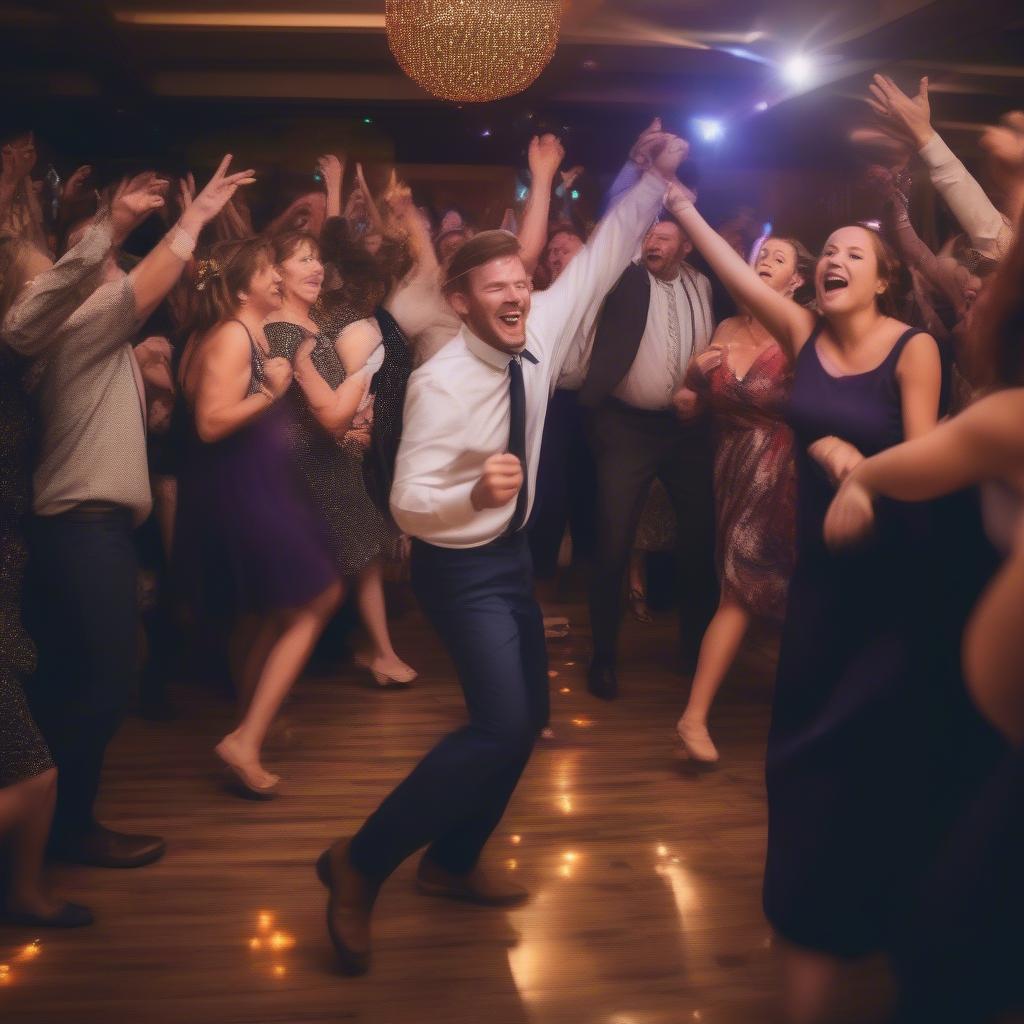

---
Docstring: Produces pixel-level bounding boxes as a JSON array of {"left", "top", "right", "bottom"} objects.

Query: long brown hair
[
  {"left": 968, "top": 210, "right": 1024, "bottom": 390},
  {"left": 190, "top": 236, "right": 275, "bottom": 337}
]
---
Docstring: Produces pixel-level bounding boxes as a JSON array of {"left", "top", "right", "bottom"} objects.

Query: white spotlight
[
  {"left": 754, "top": 100, "right": 769, "bottom": 112},
  {"left": 783, "top": 54, "right": 813, "bottom": 87},
  {"left": 694, "top": 118, "right": 724, "bottom": 142}
]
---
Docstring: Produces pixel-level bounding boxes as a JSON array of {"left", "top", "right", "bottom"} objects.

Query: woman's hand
[
  {"left": 263, "top": 356, "right": 294, "bottom": 399},
  {"left": 824, "top": 476, "right": 877, "bottom": 549},
  {"left": 664, "top": 179, "right": 698, "bottom": 218},
  {"left": 62, "top": 164, "right": 92, "bottom": 202},
  {"left": 528, "top": 133, "right": 565, "bottom": 183},
  {"left": 867, "top": 74, "right": 933, "bottom": 150},
  {"left": 179, "top": 155, "right": 256, "bottom": 237},
  {"left": 111, "top": 172, "right": 170, "bottom": 243},
  {"left": 808, "top": 435, "right": 865, "bottom": 487},
  {"left": 671, "top": 386, "right": 702, "bottom": 420}
]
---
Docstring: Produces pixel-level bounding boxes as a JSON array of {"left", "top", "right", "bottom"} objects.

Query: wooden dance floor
[{"left": 1, "top": 593, "right": 893, "bottom": 1024}]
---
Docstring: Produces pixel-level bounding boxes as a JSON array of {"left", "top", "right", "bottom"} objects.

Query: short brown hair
[
  {"left": 443, "top": 230, "right": 522, "bottom": 296},
  {"left": 268, "top": 229, "right": 320, "bottom": 267}
]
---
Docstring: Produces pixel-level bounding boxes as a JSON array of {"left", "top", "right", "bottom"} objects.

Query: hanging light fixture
[{"left": 385, "top": 0, "right": 562, "bottom": 104}]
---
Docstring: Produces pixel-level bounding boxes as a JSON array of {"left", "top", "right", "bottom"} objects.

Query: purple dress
[
  {"left": 764, "top": 323, "right": 961, "bottom": 955},
  {"left": 174, "top": 320, "right": 336, "bottom": 614}
]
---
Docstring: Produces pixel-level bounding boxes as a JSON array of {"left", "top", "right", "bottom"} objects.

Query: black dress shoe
[
  {"left": 1, "top": 902, "right": 94, "bottom": 929},
  {"left": 315, "top": 840, "right": 379, "bottom": 976},
  {"left": 587, "top": 660, "right": 619, "bottom": 701},
  {"left": 50, "top": 825, "right": 166, "bottom": 869}
]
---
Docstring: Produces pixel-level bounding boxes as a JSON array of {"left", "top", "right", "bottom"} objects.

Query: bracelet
[{"left": 167, "top": 225, "right": 197, "bottom": 261}]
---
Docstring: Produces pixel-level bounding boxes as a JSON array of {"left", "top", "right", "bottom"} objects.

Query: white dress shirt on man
[
  {"left": 390, "top": 170, "right": 667, "bottom": 549},
  {"left": 611, "top": 263, "right": 714, "bottom": 411}
]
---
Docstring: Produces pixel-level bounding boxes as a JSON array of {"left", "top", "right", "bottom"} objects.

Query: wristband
[{"left": 168, "top": 225, "right": 197, "bottom": 261}]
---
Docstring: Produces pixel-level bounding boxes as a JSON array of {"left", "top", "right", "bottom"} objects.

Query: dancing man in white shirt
[{"left": 315, "top": 130, "right": 690, "bottom": 975}]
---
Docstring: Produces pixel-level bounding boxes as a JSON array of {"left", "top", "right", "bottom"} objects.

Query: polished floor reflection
[{"left": 1, "top": 599, "right": 891, "bottom": 1023}]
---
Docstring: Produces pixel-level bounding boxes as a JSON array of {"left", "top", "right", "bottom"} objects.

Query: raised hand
[
  {"left": 471, "top": 453, "right": 523, "bottom": 510},
  {"left": 824, "top": 477, "right": 876, "bottom": 548},
  {"left": 528, "top": 133, "right": 565, "bottom": 181},
  {"left": 62, "top": 164, "right": 92, "bottom": 201},
  {"left": 111, "top": 171, "right": 170, "bottom": 243},
  {"left": 980, "top": 111, "right": 1024, "bottom": 180},
  {"left": 560, "top": 165, "right": 584, "bottom": 193},
  {"left": 263, "top": 356, "right": 294, "bottom": 399},
  {"left": 663, "top": 178, "right": 697, "bottom": 217},
  {"left": 317, "top": 154, "right": 345, "bottom": 194},
  {"left": 177, "top": 172, "right": 196, "bottom": 213},
  {"left": 182, "top": 155, "right": 256, "bottom": 232},
  {"left": 866, "top": 74, "right": 933, "bottom": 149},
  {"left": 652, "top": 135, "right": 690, "bottom": 179},
  {"left": 630, "top": 117, "right": 663, "bottom": 163},
  {"left": 1, "top": 134, "right": 37, "bottom": 183}
]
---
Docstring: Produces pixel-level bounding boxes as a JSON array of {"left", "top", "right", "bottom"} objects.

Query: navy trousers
[
  {"left": 349, "top": 533, "right": 549, "bottom": 880},
  {"left": 24, "top": 507, "right": 139, "bottom": 840}
]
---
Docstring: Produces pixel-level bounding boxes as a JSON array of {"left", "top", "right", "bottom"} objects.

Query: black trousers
[
  {"left": 349, "top": 533, "right": 549, "bottom": 881},
  {"left": 586, "top": 399, "right": 717, "bottom": 668},
  {"left": 528, "top": 388, "right": 597, "bottom": 579},
  {"left": 24, "top": 506, "right": 139, "bottom": 840}
]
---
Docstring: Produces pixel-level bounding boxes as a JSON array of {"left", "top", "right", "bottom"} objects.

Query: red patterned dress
[{"left": 684, "top": 341, "right": 796, "bottom": 620}]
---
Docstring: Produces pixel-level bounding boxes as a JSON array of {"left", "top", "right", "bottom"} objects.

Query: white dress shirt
[
  {"left": 612, "top": 263, "right": 714, "bottom": 410},
  {"left": 390, "top": 170, "right": 667, "bottom": 548}
]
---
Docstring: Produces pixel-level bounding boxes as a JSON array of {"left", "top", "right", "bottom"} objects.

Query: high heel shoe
[
  {"left": 356, "top": 654, "right": 417, "bottom": 688},
  {"left": 675, "top": 718, "right": 720, "bottom": 765}
]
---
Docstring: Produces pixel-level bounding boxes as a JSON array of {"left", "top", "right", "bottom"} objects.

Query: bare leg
[
  {"left": 781, "top": 943, "right": 842, "bottom": 1024},
  {"left": 676, "top": 598, "right": 751, "bottom": 763},
  {"left": 355, "top": 560, "right": 416, "bottom": 684},
  {"left": 628, "top": 549, "right": 652, "bottom": 622},
  {"left": 2, "top": 768, "right": 65, "bottom": 917},
  {"left": 236, "top": 615, "right": 283, "bottom": 716},
  {"left": 217, "top": 582, "right": 343, "bottom": 788}
]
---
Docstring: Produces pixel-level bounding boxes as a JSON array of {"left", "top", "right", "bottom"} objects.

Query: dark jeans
[
  {"left": 24, "top": 506, "right": 138, "bottom": 840},
  {"left": 586, "top": 399, "right": 717, "bottom": 668},
  {"left": 349, "top": 533, "right": 548, "bottom": 881},
  {"left": 528, "top": 388, "right": 597, "bottom": 579}
]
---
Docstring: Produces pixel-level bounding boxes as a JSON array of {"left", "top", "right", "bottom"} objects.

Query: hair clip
[{"left": 195, "top": 258, "right": 221, "bottom": 291}]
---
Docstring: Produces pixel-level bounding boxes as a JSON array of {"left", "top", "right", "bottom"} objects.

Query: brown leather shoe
[
  {"left": 315, "top": 840, "right": 379, "bottom": 975},
  {"left": 50, "top": 825, "right": 166, "bottom": 869},
  {"left": 416, "top": 857, "right": 529, "bottom": 907}
]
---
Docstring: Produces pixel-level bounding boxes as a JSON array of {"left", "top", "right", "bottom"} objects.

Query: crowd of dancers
[{"left": 1, "top": 72, "right": 1024, "bottom": 1022}]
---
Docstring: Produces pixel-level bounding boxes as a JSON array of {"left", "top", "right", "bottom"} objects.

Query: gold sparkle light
[{"left": 385, "top": 1, "right": 562, "bottom": 104}]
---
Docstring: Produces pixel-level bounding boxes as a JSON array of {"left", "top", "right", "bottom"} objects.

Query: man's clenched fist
[{"left": 471, "top": 453, "right": 523, "bottom": 510}]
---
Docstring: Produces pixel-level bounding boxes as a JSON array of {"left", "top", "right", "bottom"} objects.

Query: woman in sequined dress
[
  {"left": 671, "top": 237, "right": 807, "bottom": 764},
  {"left": 264, "top": 231, "right": 416, "bottom": 686}
]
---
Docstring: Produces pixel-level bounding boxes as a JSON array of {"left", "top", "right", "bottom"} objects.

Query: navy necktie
[{"left": 507, "top": 349, "right": 537, "bottom": 533}]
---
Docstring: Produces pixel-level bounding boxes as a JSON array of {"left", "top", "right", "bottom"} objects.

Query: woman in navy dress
[
  {"left": 176, "top": 237, "right": 341, "bottom": 797},
  {"left": 664, "top": 182, "right": 970, "bottom": 1022}
]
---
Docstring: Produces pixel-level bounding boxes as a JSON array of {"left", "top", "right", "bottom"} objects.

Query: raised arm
[
  {"left": 381, "top": 177, "right": 438, "bottom": 282},
  {"left": 529, "top": 136, "right": 688, "bottom": 374},
  {"left": 824, "top": 388, "right": 1024, "bottom": 547},
  {"left": 517, "top": 134, "right": 564, "bottom": 276},
  {"left": 868, "top": 75, "right": 1012, "bottom": 260},
  {"left": 129, "top": 155, "right": 256, "bottom": 324},
  {"left": 665, "top": 184, "right": 815, "bottom": 361},
  {"left": 317, "top": 154, "right": 346, "bottom": 220}
]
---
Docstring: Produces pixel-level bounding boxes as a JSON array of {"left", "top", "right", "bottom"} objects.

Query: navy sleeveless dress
[
  {"left": 174, "top": 320, "right": 337, "bottom": 614},
  {"left": 764, "top": 323, "right": 951, "bottom": 955}
]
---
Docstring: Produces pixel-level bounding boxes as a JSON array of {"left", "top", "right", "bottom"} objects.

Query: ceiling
[{"left": 1, "top": 0, "right": 1021, "bottom": 172}]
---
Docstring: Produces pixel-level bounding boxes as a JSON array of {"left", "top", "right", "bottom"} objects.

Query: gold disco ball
[{"left": 385, "top": 0, "right": 562, "bottom": 104}]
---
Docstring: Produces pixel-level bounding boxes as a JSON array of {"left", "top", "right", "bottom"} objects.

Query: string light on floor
[{"left": 385, "top": 1, "right": 562, "bottom": 103}]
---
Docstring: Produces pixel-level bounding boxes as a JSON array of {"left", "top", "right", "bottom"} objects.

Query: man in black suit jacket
[{"left": 580, "top": 217, "right": 718, "bottom": 699}]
